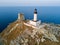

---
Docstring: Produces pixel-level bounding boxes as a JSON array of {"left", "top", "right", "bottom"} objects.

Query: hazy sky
[{"left": 0, "top": 0, "right": 60, "bottom": 6}]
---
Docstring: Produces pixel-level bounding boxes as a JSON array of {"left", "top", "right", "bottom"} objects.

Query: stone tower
[{"left": 18, "top": 13, "right": 25, "bottom": 21}]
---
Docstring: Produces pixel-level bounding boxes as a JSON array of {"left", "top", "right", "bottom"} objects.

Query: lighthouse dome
[{"left": 34, "top": 8, "right": 37, "bottom": 14}]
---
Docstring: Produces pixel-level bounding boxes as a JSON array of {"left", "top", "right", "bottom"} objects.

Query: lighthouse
[
  {"left": 28, "top": 8, "right": 41, "bottom": 27},
  {"left": 34, "top": 8, "right": 37, "bottom": 22}
]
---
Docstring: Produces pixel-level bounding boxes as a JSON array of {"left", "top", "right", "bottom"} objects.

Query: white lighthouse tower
[{"left": 34, "top": 8, "right": 37, "bottom": 22}]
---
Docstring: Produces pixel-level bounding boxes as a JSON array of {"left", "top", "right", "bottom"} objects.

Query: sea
[{"left": 0, "top": 6, "right": 60, "bottom": 32}]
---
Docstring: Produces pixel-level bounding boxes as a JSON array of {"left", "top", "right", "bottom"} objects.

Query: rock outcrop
[{"left": 0, "top": 19, "right": 60, "bottom": 45}]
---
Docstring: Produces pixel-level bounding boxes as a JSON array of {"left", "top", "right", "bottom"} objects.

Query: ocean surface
[{"left": 0, "top": 6, "right": 60, "bottom": 32}]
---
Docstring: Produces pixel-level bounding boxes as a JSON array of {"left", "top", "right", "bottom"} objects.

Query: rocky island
[{"left": 0, "top": 9, "right": 60, "bottom": 45}]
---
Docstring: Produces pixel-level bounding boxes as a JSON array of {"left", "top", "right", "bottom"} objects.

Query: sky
[{"left": 0, "top": 0, "right": 60, "bottom": 6}]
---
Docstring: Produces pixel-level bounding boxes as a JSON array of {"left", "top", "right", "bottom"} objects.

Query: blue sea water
[{"left": 0, "top": 6, "right": 60, "bottom": 32}]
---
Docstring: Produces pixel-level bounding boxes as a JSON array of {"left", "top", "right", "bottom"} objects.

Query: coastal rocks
[
  {"left": 0, "top": 21, "right": 60, "bottom": 45},
  {"left": 37, "top": 28, "right": 59, "bottom": 42},
  {"left": 43, "top": 32, "right": 59, "bottom": 42},
  {"left": 9, "top": 28, "right": 59, "bottom": 45},
  {"left": 41, "top": 37, "right": 45, "bottom": 42},
  {"left": 45, "top": 23, "right": 60, "bottom": 36},
  {"left": 0, "top": 38, "right": 7, "bottom": 45}
]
